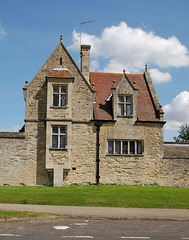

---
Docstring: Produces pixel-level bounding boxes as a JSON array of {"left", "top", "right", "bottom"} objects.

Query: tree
[{"left": 173, "top": 123, "right": 189, "bottom": 142}]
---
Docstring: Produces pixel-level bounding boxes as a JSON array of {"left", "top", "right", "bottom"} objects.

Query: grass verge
[
  {"left": 0, "top": 185, "right": 188, "bottom": 209},
  {"left": 0, "top": 210, "right": 54, "bottom": 220}
]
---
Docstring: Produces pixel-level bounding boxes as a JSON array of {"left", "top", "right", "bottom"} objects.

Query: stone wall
[
  {"left": 0, "top": 132, "right": 36, "bottom": 186},
  {"left": 0, "top": 130, "right": 189, "bottom": 187},
  {"left": 164, "top": 142, "right": 189, "bottom": 159},
  {"left": 98, "top": 121, "right": 164, "bottom": 186},
  {"left": 0, "top": 122, "right": 52, "bottom": 186},
  {"left": 64, "top": 123, "right": 96, "bottom": 185},
  {"left": 158, "top": 142, "right": 189, "bottom": 188}
]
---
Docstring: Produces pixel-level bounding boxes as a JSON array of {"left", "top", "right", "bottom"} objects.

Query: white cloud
[
  {"left": 12, "top": 125, "right": 21, "bottom": 132},
  {"left": 90, "top": 60, "right": 100, "bottom": 72},
  {"left": 163, "top": 91, "right": 189, "bottom": 130},
  {"left": 149, "top": 68, "right": 172, "bottom": 84},
  {"left": 69, "top": 22, "right": 189, "bottom": 83},
  {"left": 0, "top": 125, "right": 21, "bottom": 132}
]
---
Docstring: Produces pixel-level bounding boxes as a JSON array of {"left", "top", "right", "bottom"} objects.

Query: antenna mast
[{"left": 80, "top": 20, "right": 95, "bottom": 47}]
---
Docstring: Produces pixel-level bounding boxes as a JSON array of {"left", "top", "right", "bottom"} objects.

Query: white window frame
[{"left": 108, "top": 140, "right": 143, "bottom": 155}]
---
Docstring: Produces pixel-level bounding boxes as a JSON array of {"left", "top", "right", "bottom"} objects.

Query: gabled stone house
[{"left": 0, "top": 36, "right": 189, "bottom": 187}]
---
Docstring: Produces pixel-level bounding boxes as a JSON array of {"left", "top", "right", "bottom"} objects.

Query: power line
[{"left": 0, "top": 33, "right": 48, "bottom": 57}]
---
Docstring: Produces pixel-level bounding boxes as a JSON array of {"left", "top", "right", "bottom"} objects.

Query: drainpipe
[{"left": 94, "top": 122, "right": 102, "bottom": 186}]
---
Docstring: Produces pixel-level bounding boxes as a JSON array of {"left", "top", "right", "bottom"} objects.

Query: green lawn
[{"left": 0, "top": 185, "right": 188, "bottom": 209}]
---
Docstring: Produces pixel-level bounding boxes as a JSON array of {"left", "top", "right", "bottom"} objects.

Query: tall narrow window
[
  {"left": 53, "top": 86, "right": 59, "bottom": 106},
  {"left": 122, "top": 141, "right": 128, "bottom": 154},
  {"left": 53, "top": 86, "right": 67, "bottom": 107},
  {"left": 137, "top": 141, "right": 142, "bottom": 154},
  {"left": 130, "top": 141, "right": 135, "bottom": 154},
  {"left": 108, "top": 141, "right": 114, "bottom": 154},
  {"left": 115, "top": 141, "right": 121, "bottom": 154},
  {"left": 126, "top": 96, "right": 131, "bottom": 115},
  {"left": 118, "top": 95, "right": 132, "bottom": 116},
  {"left": 52, "top": 126, "right": 66, "bottom": 149},
  {"left": 52, "top": 126, "right": 58, "bottom": 148}
]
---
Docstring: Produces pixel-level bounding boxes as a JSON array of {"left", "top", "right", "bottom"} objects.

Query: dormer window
[
  {"left": 53, "top": 86, "right": 67, "bottom": 107},
  {"left": 118, "top": 95, "right": 132, "bottom": 116}
]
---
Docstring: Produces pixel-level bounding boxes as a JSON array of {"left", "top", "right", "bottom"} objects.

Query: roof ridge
[
  {"left": 90, "top": 72, "right": 122, "bottom": 74},
  {"left": 90, "top": 72, "right": 143, "bottom": 75}
]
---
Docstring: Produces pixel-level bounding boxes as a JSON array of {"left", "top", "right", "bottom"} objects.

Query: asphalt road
[{"left": 0, "top": 218, "right": 189, "bottom": 240}]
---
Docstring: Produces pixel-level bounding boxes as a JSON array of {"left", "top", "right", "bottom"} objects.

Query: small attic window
[
  {"left": 60, "top": 57, "right": 62, "bottom": 65},
  {"left": 118, "top": 95, "right": 133, "bottom": 116}
]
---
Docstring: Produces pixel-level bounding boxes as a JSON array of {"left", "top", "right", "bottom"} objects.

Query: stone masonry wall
[
  {"left": 0, "top": 129, "right": 189, "bottom": 187},
  {"left": 99, "top": 121, "right": 164, "bottom": 186},
  {"left": 0, "top": 132, "right": 36, "bottom": 186},
  {"left": 0, "top": 121, "right": 52, "bottom": 186},
  {"left": 64, "top": 123, "right": 96, "bottom": 185},
  {"left": 158, "top": 143, "right": 189, "bottom": 188},
  {"left": 164, "top": 143, "right": 189, "bottom": 159}
]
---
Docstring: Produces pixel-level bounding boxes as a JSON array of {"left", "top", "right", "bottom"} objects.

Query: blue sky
[{"left": 0, "top": 0, "right": 189, "bottom": 141}]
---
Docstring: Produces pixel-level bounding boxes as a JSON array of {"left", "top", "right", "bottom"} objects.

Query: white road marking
[
  {"left": 53, "top": 226, "right": 70, "bottom": 230},
  {"left": 182, "top": 238, "right": 189, "bottom": 239},
  {"left": 62, "top": 236, "right": 93, "bottom": 239},
  {"left": 121, "top": 237, "right": 151, "bottom": 239},
  {"left": 0, "top": 234, "right": 21, "bottom": 237},
  {"left": 74, "top": 223, "right": 88, "bottom": 226}
]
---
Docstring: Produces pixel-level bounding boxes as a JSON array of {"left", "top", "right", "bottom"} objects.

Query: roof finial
[
  {"left": 145, "top": 65, "right": 148, "bottom": 72},
  {"left": 112, "top": 80, "right": 117, "bottom": 89},
  {"left": 60, "top": 35, "right": 63, "bottom": 43},
  {"left": 123, "top": 69, "right": 126, "bottom": 74}
]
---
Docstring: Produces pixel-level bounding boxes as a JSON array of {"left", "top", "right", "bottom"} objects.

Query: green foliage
[
  {"left": 0, "top": 185, "right": 189, "bottom": 209},
  {"left": 173, "top": 123, "right": 189, "bottom": 142}
]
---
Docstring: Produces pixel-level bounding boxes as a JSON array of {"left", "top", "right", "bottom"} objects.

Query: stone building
[{"left": 0, "top": 36, "right": 189, "bottom": 187}]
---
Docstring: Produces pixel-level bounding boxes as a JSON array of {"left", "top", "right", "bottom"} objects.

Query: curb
[{"left": 1, "top": 214, "right": 189, "bottom": 224}]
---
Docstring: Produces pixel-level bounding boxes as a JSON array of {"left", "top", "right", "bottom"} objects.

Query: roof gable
[
  {"left": 116, "top": 71, "right": 138, "bottom": 93},
  {"left": 90, "top": 72, "right": 161, "bottom": 122}
]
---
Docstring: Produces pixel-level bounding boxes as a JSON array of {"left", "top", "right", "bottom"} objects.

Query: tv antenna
[{"left": 80, "top": 20, "right": 95, "bottom": 47}]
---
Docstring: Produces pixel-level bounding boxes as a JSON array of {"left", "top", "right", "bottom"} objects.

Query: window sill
[
  {"left": 50, "top": 106, "right": 68, "bottom": 109},
  {"left": 117, "top": 115, "right": 133, "bottom": 118},
  {"left": 49, "top": 148, "right": 67, "bottom": 151},
  {"left": 106, "top": 154, "right": 144, "bottom": 157}
]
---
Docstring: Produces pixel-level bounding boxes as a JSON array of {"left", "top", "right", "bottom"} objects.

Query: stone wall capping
[
  {"left": 164, "top": 142, "right": 189, "bottom": 145},
  {"left": 0, "top": 132, "right": 25, "bottom": 139}
]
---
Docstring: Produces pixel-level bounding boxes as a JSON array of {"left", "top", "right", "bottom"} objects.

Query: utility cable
[{"left": 0, "top": 33, "right": 48, "bottom": 57}]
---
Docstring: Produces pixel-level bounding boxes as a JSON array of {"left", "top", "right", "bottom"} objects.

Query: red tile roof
[
  {"left": 90, "top": 72, "right": 160, "bottom": 122},
  {"left": 47, "top": 68, "right": 73, "bottom": 78}
]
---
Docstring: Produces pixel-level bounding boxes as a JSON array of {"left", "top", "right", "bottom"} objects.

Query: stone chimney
[{"left": 80, "top": 44, "right": 91, "bottom": 82}]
